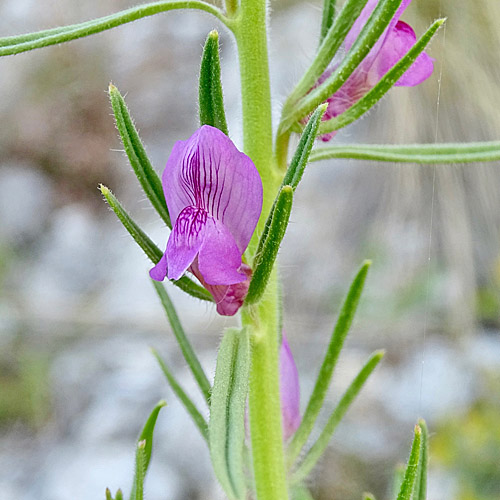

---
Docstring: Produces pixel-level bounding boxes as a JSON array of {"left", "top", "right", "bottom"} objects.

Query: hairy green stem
[{"left": 234, "top": 1, "right": 288, "bottom": 498}]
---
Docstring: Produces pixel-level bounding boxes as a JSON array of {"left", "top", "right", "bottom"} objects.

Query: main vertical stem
[{"left": 234, "top": 1, "right": 289, "bottom": 499}]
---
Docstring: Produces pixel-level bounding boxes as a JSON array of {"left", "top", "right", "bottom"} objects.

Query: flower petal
[
  {"left": 370, "top": 21, "right": 434, "bottom": 86},
  {"left": 149, "top": 253, "right": 168, "bottom": 281},
  {"left": 198, "top": 216, "right": 247, "bottom": 285},
  {"left": 162, "top": 125, "right": 262, "bottom": 254},
  {"left": 191, "top": 260, "right": 252, "bottom": 316},
  {"left": 344, "top": 0, "right": 412, "bottom": 62},
  {"left": 280, "top": 333, "right": 301, "bottom": 441},
  {"left": 165, "top": 206, "right": 209, "bottom": 281}
]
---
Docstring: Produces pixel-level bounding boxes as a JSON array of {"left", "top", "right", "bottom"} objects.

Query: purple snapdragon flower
[
  {"left": 318, "top": 0, "right": 434, "bottom": 141},
  {"left": 280, "top": 333, "right": 301, "bottom": 441},
  {"left": 150, "top": 126, "right": 263, "bottom": 316}
]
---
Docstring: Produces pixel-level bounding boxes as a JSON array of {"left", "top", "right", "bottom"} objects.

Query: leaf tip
[
  {"left": 99, "top": 184, "right": 110, "bottom": 196},
  {"left": 208, "top": 29, "right": 219, "bottom": 40}
]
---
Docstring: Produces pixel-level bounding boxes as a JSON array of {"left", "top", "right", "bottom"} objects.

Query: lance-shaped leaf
[
  {"left": 281, "top": 0, "right": 405, "bottom": 131},
  {"left": 318, "top": 18, "right": 445, "bottom": 137},
  {"left": 413, "top": 419, "right": 429, "bottom": 500},
  {"left": 391, "top": 464, "right": 406, "bottom": 500},
  {"left": 199, "top": 30, "right": 228, "bottom": 135},
  {"left": 99, "top": 184, "right": 212, "bottom": 302},
  {"left": 310, "top": 140, "right": 500, "bottom": 164},
  {"left": 287, "top": 260, "right": 371, "bottom": 464},
  {"left": 109, "top": 84, "right": 171, "bottom": 228},
  {"left": 245, "top": 186, "right": 293, "bottom": 305},
  {"left": 209, "top": 328, "right": 250, "bottom": 500},
  {"left": 130, "top": 400, "right": 166, "bottom": 500},
  {"left": 0, "top": 1, "right": 226, "bottom": 56},
  {"left": 396, "top": 424, "right": 422, "bottom": 500},
  {"left": 152, "top": 349, "right": 208, "bottom": 441},
  {"left": 319, "top": 0, "right": 337, "bottom": 45},
  {"left": 152, "top": 280, "right": 211, "bottom": 403},
  {"left": 291, "top": 350, "right": 384, "bottom": 483}
]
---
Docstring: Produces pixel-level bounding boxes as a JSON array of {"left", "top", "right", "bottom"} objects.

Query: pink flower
[
  {"left": 280, "top": 333, "right": 301, "bottom": 441},
  {"left": 319, "top": 0, "right": 434, "bottom": 141},
  {"left": 150, "top": 126, "right": 263, "bottom": 316}
]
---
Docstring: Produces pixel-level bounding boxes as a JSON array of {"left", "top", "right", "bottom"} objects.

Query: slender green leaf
[
  {"left": 291, "top": 350, "right": 384, "bottom": 483},
  {"left": 318, "top": 18, "right": 445, "bottom": 136},
  {"left": 287, "top": 260, "right": 371, "bottom": 465},
  {"left": 152, "top": 280, "right": 211, "bottom": 403},
  {"left": 130, "top": 401, "right": 166, "bottom": 500},
  {"left": 99, "top": 184, "right": 163, "bottom": 263},
  {"left": 309, "top": 140, "right": 500, "bottom": 164},
  {"left": 109, "top": 84, "right": 171, "bottom": 228},
  {"left": 199, "top": 30, "right": 229, "bottom": 135},
  {"left": 245, "top": 186, "right": 293, "bottom": 305},
  {"left": 99, "top": 185, "right": 212, "bottom": 302},
  {"left": 0, "top": 1, "right": 226, "bottom": 56},
  {"left": 116, "top": 490, "right": 124, "bottom": 500},
  {"left": 281, "top": 0, "right": 404, "bottom": 131},
  {"left": 284, "top": 104, "right": 328, "bottom": 189},
  {"left": 396, "top": 425, "right": 423, "bottom": 500},
  {"left": 413, "top": 419, "right": 429, "bottom": 500},
  {"left": 152, "top": 349, "right": 208, "bottom": 441},
  {"left": 105, "top": 488, "right": 113, "bottom": 500},
  {"left": 319, "top": 0, "right": 337, "bottom": 45},
  {"left": 209, "top": 328, "right": 250, "bottom": 500}
]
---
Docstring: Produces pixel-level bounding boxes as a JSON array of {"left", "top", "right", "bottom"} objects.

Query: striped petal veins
[{"left": 150, "top": 126, "right": 263, "bottom": 316}]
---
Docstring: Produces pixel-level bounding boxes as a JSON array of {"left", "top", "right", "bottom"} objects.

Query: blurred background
[{"left": 0, "top": 0, "right": 499, "bottom": 498}]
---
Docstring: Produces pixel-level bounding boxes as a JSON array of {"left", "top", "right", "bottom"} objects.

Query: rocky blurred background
[{"left": 0, "top": 0, "right": 499, "bottom": 499}]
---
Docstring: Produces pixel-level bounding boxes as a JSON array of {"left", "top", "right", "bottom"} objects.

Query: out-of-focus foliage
[{"left": 433, "top": 373, "right": 500, "bottom": 500}]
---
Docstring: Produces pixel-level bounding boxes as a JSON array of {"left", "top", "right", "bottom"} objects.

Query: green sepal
[
  {"left": 209, "top": 327, "right": 250, "bottom": 500},
  {"left": 281, "top": 0, "right": 404, "bottom": 131},
  {"left": 199, "top": 30, "right": 229, "bottom": 135},
  {"left": 152, "top": 280, "right": 211, "bottom": 403},
  {"left": 287, "top": 260, "right": 371, "bottom": 465},
  {"left": 396, "top": 424, "right": 423, "bottom": 500},
  {"left": 362, "top": 494, "right": 376, "bottom": 500},
  {"left": 309, "top": 140, "right": 500, "bottom": 164},
  {"left": 318, "top": 18, "right": 445, "bottom": 136},
  {"left": 105, "top": 488, "right": 113, "bottom": 500},
  {"left": 151, "top": 349, "right": 209, "bottom": 441},
  {"left": 319, "top": 0, "right": 337, "bottom": 45},
  {"left": 291, "top": 350, "right": 384, "bottom": 483},
  {"left": 245, "top": 186, "right": 293, "bottom": 305},
  {"left": 109, "top": 84, "right": 171, "bottom": 228},
  {"left": 0, "top": 1, "right": 226, "bottom": 56},
  {"left": 413, "top": 419, "right": 429, "bottom": 500},
  {"left": 115, "top": 491, "right": 124, "bottom": 500},
  {"left": 130, "top": 400, "right": 166, "bottom": 500},
  {"left": 99, "top": 185, "right": 212, "bottom": 302}
]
